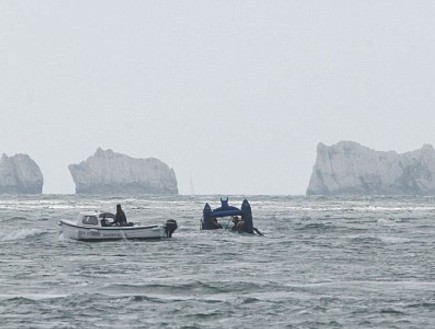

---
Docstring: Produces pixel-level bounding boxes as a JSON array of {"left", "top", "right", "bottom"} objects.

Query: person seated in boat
[
  {"left": 230, "top": 216, "right": 239, "bottom": 230},
  {"left": 231, "top": 216, "right": 245, "bottom": 232},
  {"left": 112, "top": 204, "right": 127, "bottom": 226},
  {"left": 211, "top": 217, "right": 222, "bottom": 229},
  {"left": 100, "top": 213, "right": 111, "bottom": 227}
]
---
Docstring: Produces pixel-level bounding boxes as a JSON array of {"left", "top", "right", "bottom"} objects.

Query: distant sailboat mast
[{"left": 189, "top": 176, "right": 195, "bottom": 196}]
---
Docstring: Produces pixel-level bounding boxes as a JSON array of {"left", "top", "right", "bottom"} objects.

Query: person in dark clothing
[
  {"left": 113, "top": 204, "right": 127, "bottom": 226},
  {"left": 211, "top": 217, "right": 222, "bottom": 229}
]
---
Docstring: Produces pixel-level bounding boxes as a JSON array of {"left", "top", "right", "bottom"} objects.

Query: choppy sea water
[{"left": 0, "top": 195, "right": 434, "bottom": 329}]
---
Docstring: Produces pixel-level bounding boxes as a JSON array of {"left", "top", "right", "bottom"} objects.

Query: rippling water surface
[{"left": 1, "top": 195, "right": 435, "bottom": 328}]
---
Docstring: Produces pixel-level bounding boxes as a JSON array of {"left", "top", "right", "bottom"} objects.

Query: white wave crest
[{"left": 0, "top": 228, "right": 45, "bottom": 242}]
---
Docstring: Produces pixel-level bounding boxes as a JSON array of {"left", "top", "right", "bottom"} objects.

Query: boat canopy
[
  {"left": 202, "top": 198, "right": 253, "bottom": 233},
  {"left": 99, "top": 212, "right": 115, "bottom": 220}
]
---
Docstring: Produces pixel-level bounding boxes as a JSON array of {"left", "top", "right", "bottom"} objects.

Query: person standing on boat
[{"left": 113, "top": 204, "right": 127, "bottom": 226}]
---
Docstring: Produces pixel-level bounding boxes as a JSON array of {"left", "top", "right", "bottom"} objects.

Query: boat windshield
[{"left": 82, "top": 215, "right": 98, "bottom": 225}]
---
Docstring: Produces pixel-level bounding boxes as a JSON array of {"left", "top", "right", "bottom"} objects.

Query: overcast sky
[{"left": 1, "top": 1, "right": 435, "bottom": 195}]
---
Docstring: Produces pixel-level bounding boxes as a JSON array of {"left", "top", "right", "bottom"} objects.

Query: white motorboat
[{"left": 59, "top": 211, "right": 178, "bottom": 241}]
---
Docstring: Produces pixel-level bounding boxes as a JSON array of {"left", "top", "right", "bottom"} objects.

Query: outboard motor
[{"left": 165, "top": 219, "right": 178, "bottom": 237}]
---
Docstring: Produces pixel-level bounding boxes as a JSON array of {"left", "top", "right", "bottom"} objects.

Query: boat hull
[{"left": 60, "top": 220, "right": 170, "bottom": 241}]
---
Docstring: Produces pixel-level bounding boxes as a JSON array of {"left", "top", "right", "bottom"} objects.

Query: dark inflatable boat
[{"left": 201, "top": 198, "right": 262, "bottom": 235}]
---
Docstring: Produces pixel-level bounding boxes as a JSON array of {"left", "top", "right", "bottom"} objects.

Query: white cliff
[
  {"left": 0, "top": 153, "right": 44, "bottom": 194},
  {"left": 307, "top": 141, "right": 435, "bottom": 196},
  {"left": 68, "top": 148, "right": 179, "bottom": 195}
]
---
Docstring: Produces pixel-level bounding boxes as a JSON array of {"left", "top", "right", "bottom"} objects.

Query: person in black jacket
[{"left": 113, "top": 204, "right": 127, "bottom": 226}]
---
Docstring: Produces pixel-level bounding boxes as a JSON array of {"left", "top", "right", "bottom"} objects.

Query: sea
[{"left": 0, "top": 194, "right": 434, "bottom": 329}]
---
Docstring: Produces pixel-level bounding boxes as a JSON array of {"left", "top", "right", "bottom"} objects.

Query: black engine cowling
[{"left": 165, "top": 219, "right": 178, "bottom": 237}]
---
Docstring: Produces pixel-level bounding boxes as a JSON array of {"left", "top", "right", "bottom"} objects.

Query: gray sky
[{"left": 1, "top": 1, "right": 435, "bottom": 195}]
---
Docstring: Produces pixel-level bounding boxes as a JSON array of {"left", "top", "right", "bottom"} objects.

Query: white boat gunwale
[{"left": 59, "top": 219, "right": 160, "bottom": 231}]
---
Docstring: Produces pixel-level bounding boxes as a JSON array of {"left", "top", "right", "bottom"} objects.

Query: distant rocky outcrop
[
  {"left": 307, "top": 141, "right": 435, "bottom": 196},
  {"left": 69, "top": 148, "right": 179, "bottom": 195},
  {"left": 0, "top": 154, "right": 43, "bottom": 194}
]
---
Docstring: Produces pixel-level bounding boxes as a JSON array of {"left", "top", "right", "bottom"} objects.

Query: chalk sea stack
[
  {"left": 0, "top": 153, "right": 43, "bottom": 194},
  {"left": 69, "top": 148, "right": 178, "bottom": 195},
  {"left": 307, "top": 141, "right": 435, "bottom": 196}
]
